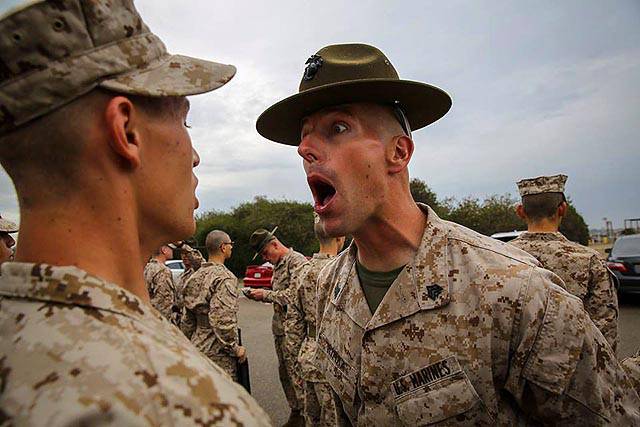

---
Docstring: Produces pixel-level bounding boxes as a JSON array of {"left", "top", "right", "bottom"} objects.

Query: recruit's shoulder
[{"left": 0, "top": 263, "right": 270, "bottom": 426}]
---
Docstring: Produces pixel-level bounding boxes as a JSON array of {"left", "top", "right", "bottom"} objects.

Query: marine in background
[
  {"left": 511, "top": 174, "right": 619, "bottom": 353},
  {"left": 144, "top": 244, "right": 178, "bottom": 323},
  {"left": 181, "top": 230, "right": 246, "bottom": 380},
  {"left": 285, "top": 213, "right": 345, "bottom": 426},
  {"left": 247, "top": 227, "right": 307, "bottom": 427},
  {"left": 0, "top": 215, "right": 18, "bottom": 267},
  {"left": 173, "top": 241, "right": 205, "bottom": 322}
]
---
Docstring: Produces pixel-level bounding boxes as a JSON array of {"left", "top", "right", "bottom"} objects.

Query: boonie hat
[
  {"left": 249, "top": 226, "right": 278, "bottom": 260},
  {"left": 256, "top": 43, "right": 451, "bottom": 145},
  {"left": 0, "top": 0, "right": 236, "bottom": 135},
  {"left": 0, "top": 215, "right": 18, "bottom": 233},
  {"left": 517, "top": 174, "right": 568, "bottom": 197}
]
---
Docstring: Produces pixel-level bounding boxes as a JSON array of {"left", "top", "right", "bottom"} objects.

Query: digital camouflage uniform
[
  {"left": 285, "top": 253, "right": 338, "bottom": 426},
  {"left": 0, "top": 262, "right": 270, "bottom": 426},
  {"left": 263, "top": 248, "right": 307, "bottom": 411},
  {"left": 180, "top": 262, "right": 241, "bottom": 380},
  {"left": 143, "top": 258, "right": 176, "bottom": 323},
  {"left": 315, "top": 205, "right": 640, "bottom": 425},
  {"left": 174, "top": 244, "right": 205, "bottom": 320},
  {"left": 622, "top": 350, "right": 640, "bottom": 398},
  {"left": 510, "top": 232, "right": 619, "bottom": 353}
]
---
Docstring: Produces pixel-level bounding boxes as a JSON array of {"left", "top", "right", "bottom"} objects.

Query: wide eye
[{"left": 333, "top": 122, "right": 348, "bottom": 134}]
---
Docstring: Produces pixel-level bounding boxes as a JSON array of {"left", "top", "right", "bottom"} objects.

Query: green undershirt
[{"left": 356, "top": 261, "right": 406, "bottom": 314}]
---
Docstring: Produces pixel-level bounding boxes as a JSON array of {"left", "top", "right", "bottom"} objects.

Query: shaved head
[{"left": 205, "top": 230, "right": 231, "bottom": 255}]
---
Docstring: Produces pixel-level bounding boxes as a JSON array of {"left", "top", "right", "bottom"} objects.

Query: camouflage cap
[
  {"left": 517, "top": 174, "right": 568, "bottom": 197},
  {"left": 0, "top": 215, "right": 18, "bottom": 233},
  {"left": 0, "top": 0, "right": 236, "bottom": 135}
]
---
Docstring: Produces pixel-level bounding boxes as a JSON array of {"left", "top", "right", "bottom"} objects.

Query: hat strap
[{"left": 392, "top": 101, "right": 412, "bottom": 138}]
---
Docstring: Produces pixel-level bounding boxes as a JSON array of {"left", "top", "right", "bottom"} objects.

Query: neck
[
  {"left": 14, "top": 190, "right": 150, "bottom": 302},
  {"left": 353, "top": 196, "right": 426, "bottom": 272},
  {"left": 527, "top": 218, "right": 560, "bottom": 233},
  {"left": 209, "top": 253, "right": 226, "bottom": 264},
  {"left": 319, "top": 242, "right": 339, "bottom": 256}
]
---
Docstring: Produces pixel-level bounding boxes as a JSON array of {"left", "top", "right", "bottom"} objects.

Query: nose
[
  {"left": 192, "top": 147, "right": 200, "bottom": 168},
  {"left": 297, "top": 134, "right": 320, "bottom": 164}
]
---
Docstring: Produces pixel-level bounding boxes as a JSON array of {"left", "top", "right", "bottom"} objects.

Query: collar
[
  {"left": 0, "top": 262, "right": 154, "bottom": 322},
  {"left": 519, "top": 231, "right": 567, "bottom": 242},
  {"left": 275, "top": 248, "right": 294, "bottom": 269},
  {"left": 312, "top": 253, "right": 333, "bottom": 260},
  {"left": 331, "top": 204, "right": 451, "bottom": 331}
]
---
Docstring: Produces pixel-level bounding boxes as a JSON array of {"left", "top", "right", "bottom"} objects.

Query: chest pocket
[{"left": 392, "top": 357, "right": 494, "bottom": 426}]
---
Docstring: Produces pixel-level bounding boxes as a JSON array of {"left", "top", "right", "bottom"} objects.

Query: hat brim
[
  {"left": 256, "top": 79, "right": 451, "bottom": 146},
  {"left": 0, "top": 218, "right": 18, "bottom": 233},
  {"left": 99, "top": 54, "right": 237, "bottom": 97},
  {"left": 251, "top": 226, "right": 278, "bottom": 261}
]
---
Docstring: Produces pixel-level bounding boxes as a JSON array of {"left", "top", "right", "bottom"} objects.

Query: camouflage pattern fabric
[
  {"left": 304, "top": 381, "right": 339, "bottom": 427},
  {"left": 0, "top": 262, "right": 271, "bottom": 425},
  {"left": 622, "top": 350, "right": 640, "bottom": 398},
  {"left": 174, "top": 244, "right": 205, "bottom": 318},
  {"left": 516, "top": 174, "right": 567, "bottom": 196},
  {"left": 0, "top": 0, "right": 236, "bottom": 135},
  {"left": 0, "top": 215, "right": 17, "bottom": 232},
  {"left": 315, "top": 204, "right": 640, "bottom": 425},
  {"left": 143, "top": 258, "right": 176, "bottom": 323},
  {"left": 263, "top": 248, "right": 308, "bottom": 336},
  {"left": 510, "top": 231, "right": 619, "bottom": 353},
  {"left": 180, "top": 262, "right": 240, "bottom": 380}
]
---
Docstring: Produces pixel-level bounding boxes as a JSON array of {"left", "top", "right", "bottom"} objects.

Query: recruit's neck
[
  {"left": 13, "top": 196, "right": 150, "bottom": 302},
  {"left": 353, "top": 198, "right": 426, "bottom": 272}
]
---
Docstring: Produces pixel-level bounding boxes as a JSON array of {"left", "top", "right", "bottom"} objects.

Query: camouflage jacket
[
  {"left": 174, "top": 245, "right": 205, "bottom": 314},
  {"left": 285, "top": 253, "right": 333, "bottom": 382},
  {"left": 143, "top": 258, "right": 176, "bottom": 322},
  {"left": 0, "top": 262, "right": 271, "bottom": 426},
  {"left": 622, "top": 350, "right": 640, "bottom": 399},
  {"left": 510, "top": 231, "right": 619, "bottom": 353},
  {"left": 315, "top": 206, "right": 640, "bottom": 426},
  {"left": 263, "top": 249, "right": 307, "bottom": 336},
  {"left": 180, "top": 262, "right": 240, "bottom": 357}
]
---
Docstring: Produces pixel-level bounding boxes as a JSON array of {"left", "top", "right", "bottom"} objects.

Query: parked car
[
  {"left": 243, "top": 262, "right": 274, "bottom": 288},
  {"left": 490, "top": 230, "right": 525, "bottom": 242},
  {"left": 165, "top": 260, "right": 185, "bottom": 283},
  {"left": 607, "top": 234, "right": 640, "bottom": 294}
]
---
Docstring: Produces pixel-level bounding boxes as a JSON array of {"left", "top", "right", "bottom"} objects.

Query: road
[{"left": 239, "top": 293, "right": 640, "bottom": 425}]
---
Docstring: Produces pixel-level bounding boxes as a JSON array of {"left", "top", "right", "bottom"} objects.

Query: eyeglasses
[{"left": 221, "top": 241, "right": 234, "bottom": 247}]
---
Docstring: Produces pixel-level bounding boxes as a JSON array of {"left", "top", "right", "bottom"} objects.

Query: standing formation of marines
[{"left": 0, "top": 1, "right": 638, "bottom": 426}]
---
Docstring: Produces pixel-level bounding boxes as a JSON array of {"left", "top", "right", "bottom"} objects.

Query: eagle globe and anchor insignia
[{"left": 303, "top": 54, "right": 323, "bottom": 80}]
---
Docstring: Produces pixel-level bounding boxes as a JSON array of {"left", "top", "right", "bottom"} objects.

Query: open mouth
[{"left": 308, "top": 175, "right": 337, "bottom": 212}]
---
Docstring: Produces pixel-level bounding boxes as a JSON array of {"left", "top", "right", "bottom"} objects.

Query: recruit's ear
[
  {"left": 104, "top": 96, "right": 143, "bottom": 169},
  {"left": 515, "top": 204, "right": 527, "bottom": 220},
  {"left": 387, "top": 135, "right": 414, "bottom": 174},
  {"left": 557, "top": 201, "right": 568, "bottom": 219}
]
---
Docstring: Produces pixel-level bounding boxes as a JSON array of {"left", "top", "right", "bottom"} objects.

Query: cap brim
[
  {"left": 0, "top": 218, "right": 18, "bottom": 233},
  {"left": 256, "top": 79, "right": 451, "bottom": 146},
  {"left": 99, "top": 54, "right": 236, "bottom": 97},
  {"left": 251, "top": 226, "right": 278, "bottom": 260}
]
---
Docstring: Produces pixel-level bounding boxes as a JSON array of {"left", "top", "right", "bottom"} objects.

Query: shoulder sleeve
[
  {"left": 583, "top": 254, "right": 619, "bottom": 353},
  {"left": 208, "top": 276, "right": 239, "bottom": 355},
  {"left": 504, "top": 267, "right": 639, "bottom": 424}
]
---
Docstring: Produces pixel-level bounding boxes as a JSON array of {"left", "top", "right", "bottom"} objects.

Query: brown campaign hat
[
  {"left": 0, "top": 0, "right": 236, "bottom": 135},
  {"left": 249, "top": 226, "right": 278, "bottom": 261},
  {"left": 256, "top": 43, "right": 451, "bottom": 146}
]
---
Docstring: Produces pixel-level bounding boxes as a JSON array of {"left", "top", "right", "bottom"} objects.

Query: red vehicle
[{"left": 243, "top": 263, "right": 274, "bottom": 288}]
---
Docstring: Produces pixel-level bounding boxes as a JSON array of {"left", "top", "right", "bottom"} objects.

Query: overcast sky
[{"left": 1, "top": 0, "right": 638, "bottom": 230}]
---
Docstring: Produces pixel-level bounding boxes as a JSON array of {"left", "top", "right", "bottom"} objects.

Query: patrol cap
[
  {"left": 0, "top": 215, "right": 18, "bottom": 233},
  {"left": 0, "top": 0, "right": 236, "bottom": 135},
  {"left": 249, "top": 226, "right": 278, "bottom": 260},
  {"left": 517, "top": 174, "right": 568, "bottom": 197},
  {"left": 256, "top": 43, "right": 451, "bottom": 146}
]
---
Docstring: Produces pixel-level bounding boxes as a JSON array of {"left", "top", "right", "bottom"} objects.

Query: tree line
[{"left": 192, "top": 179, "right": 589, "bottom": 276}]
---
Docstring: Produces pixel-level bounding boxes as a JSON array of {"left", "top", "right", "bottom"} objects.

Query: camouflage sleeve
[
  {"left": 621, "top": 351, "right": 640, "bottom": 398},
  {"left": 584, "top": 255, "right": 619, "bottom": 354},
  {"left": 153, "top": 269, "right": 176, "bottom": 321},
  {"left": 504, "top": 267, "right": 640, "bottom": 423},
  {"left": 284, "top": 274, "right": 307, "bottom": 370},
  {"left": 264, "top": 261, "right": 308, "bottom": 306},
  {"left": 209, "top": 277, "right": 239, "bottom": 356},
  {"left": 180, "top": 308, "right": 196, "bottom": 339}
]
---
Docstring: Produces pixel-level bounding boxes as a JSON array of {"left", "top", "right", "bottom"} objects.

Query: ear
[
  {"left": 386, "top": 135, "right": 414, "bottom": 174},
  {"left": 557, "top": 201, "right": 568, "bottom": 218},
  {"left": 515, "top": 204, "right": 527, "bottom": 220},
  {"left": 104, "top": 96, "right": 143, "bottom": 169}
]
